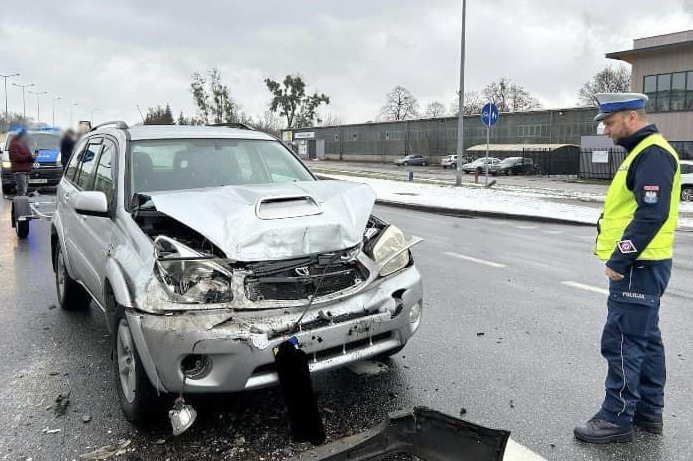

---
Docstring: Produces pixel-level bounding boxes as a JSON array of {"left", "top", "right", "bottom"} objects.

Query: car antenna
[{"left": 136, "top": 105, "right": 145, "bottom": 124}]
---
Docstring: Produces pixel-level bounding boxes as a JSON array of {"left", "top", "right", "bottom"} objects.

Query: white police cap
[{"left": 593, "top": 93, "right": 648, "bottom": 121}]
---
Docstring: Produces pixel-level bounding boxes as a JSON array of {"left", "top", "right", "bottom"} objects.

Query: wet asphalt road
[{"left": 1, "top": 195, "right": 693, "bottom": 461}]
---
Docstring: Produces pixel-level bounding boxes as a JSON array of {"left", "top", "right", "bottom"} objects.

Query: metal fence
[{"left": 578, "top": 148, "right": 626, "bottom": 180}]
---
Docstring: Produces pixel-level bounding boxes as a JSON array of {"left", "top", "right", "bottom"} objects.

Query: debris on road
[
  {"left": 460, "top": 407, "right": 468, "bottom": 416},
  {"left": 82, "top": 414, "right": 92, "bottom": 423},
  {"left": 42, "top": 427, "right": 61, "bottom": 434},
  {"left": 54, "top": 391, "right": 71, "bottom": 417},
  {"left": 79, "top": 439, "right": 132, "bottom": 460},
  {"left": 476, "top": 332, "right": 485, "bottom": 336}
]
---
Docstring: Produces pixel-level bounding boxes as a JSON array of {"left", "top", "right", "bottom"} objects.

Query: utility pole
[
  {"left": 28, "top": 90, "right": 47, "bottom": 123},
  {"left": 1, "top": 73, "right": 20, "bottom": 131},
  {"left": 12, "top": 82, "right": 34, "bottom": 119},
  {"left": 70, "top": 103, "right": 78, "bottom": 127},
  {"left": 455, "top": 0, "right": 467, "bottom": 187},
  {"left": 52, "top": 96, "right": 62, "bottom": 126}
]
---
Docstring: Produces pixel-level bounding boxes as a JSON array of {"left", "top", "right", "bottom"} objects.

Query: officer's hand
[{"left": 605, "top": 266, "right": 625, "bottom": 281}]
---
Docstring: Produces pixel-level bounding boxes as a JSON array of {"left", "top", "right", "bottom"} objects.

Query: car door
[
  {"left": 72, "top": 137, "right": 118, "bottom": 303},
  {"left": 62, "top": 136, "right": 103, "bottom": 291}
]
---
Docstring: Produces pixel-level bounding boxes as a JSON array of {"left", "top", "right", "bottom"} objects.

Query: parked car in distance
[
  {"left": 441, "top": 155, "right": 457, "bottom": 169},
  {"left": 681, "top": 160, "right": 693, "bottom": 201},
  {"left": 461, "top": 157, "right": 501, "bottom": 174},
  {"left": 394, "top": 154, "right": 429, "bottom": 167},
  {"left": 490, "top": 157, "right": 534, "bottom": 176}
]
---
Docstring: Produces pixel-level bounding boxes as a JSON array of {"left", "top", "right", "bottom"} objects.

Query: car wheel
[
  {"left": 55, "top": 244, "right": 90, "bottom": 310},
  {"left": 114, "top": 314, "right": 163, "bottom": 424},
  {"left": 422, "top": 161, "right": 428, "bottom": 166},
  {"left": 451, "top": 163, "right": 456, "bottom": 169},
  {"left": 2, "top": 184, "right": 13, "bottom": 195},
  {"left": 403, "top": 162, "right": 408, "bottom": 167},
  {"left": 681, "top": 186, "right": 693, "bottom": 202}
]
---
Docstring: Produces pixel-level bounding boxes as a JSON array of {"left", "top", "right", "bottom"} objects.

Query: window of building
[{"left": 643, "top": 70, "right": 693, "bottom": 112}]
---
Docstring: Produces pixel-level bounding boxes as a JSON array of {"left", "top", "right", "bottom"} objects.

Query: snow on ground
[{"left": 323, "top": 174, "right": 693, "bottom": 229}]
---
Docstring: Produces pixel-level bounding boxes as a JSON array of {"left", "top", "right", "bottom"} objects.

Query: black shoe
[
  {"left": 633, "top": 412, "right": 663, "bottom": 434},
  {"left": 574, "top": 417, "right": 634, "bottom": 444}
]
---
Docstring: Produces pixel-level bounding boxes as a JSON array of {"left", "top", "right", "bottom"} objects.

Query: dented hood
[{"left": 145, "top": 180, "right": 376, "bottom": 261}]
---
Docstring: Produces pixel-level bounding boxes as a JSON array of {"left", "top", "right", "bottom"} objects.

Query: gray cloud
[{"left": 0, "top": 0, "right": 690, "bottom": 127}]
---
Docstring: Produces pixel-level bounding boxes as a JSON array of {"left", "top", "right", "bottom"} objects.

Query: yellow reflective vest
[{"left": 595, "top": 133, "right": 680, "bottom": 261}]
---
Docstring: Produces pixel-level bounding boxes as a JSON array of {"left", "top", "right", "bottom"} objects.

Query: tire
[
  {"left": 403, "top": 162, "right": 408, "bottom": 167},
  {"left": 422, "top": 161, "right": 428, "bottom": 166},
  {"left": 2, "top": 184, "right": 13, "bottom": 195},
  {"left": 682, "top": 186, "right": 693, "bottom": 202},
  {"left": 114, "top": 314, "right": 163, "bottom": 425},
  {"left": 12, "top": 197, "right": 31, "bottom": 239},
  {"left": 55, "top": 243, "right": 91, "bottom": 310},
  {"left": 377, "top": 344, "right": 406, "bottom": 359},
  {"left": 451, "top": 163, "right": 456, "bottom": 169}
]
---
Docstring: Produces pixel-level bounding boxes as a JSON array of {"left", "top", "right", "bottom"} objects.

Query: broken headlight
[
  {"left": 370, "top": 225, "right": 411, "bottom": 277},
  {"left": 154, "top": 236, "right": 233, "bottom": 304}
]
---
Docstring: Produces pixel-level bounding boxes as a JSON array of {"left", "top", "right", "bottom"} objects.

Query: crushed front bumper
[{"left": 127, "top": 265, "right": 423, "bottom": 394}]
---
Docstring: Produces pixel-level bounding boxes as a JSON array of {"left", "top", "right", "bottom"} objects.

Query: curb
[{"left": 374, "top": 200, "right": 596, "bottom": 227}]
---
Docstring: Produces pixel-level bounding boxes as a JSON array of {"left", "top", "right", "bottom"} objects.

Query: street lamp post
[
  {"left": 52, "top": 96, "right": 62, "bottom": 126},
  {"left": 28, "top": 90, "right": 47, "bottom": 124},
  {"left": 1, "top": 72, "right": 20, "bottom": 131},
  {"left": 70, "top": 103, "right": 78, "bottom": 127},
  {"left": 12, "top": 82, "right": 34, "bottom": 119},
  {"left": 455, "top": 0, "right": 467, "bottom": 187}
]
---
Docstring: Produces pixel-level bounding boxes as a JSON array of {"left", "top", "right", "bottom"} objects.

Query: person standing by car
[
  {"left": 8, "top": 129, "right": 35, "bottom": 196},
  {"left": 60, "top": 129, "right": 76, "bottom": 173},
  {"left": 574, "top": 93, "right": 681, "bottom": 444}
]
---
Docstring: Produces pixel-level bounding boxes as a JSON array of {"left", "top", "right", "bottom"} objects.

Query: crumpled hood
[{"left": 146, "top": 180, "right": 376, "bottom": 261}]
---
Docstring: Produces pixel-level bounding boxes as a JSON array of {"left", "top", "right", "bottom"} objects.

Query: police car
[
  {"left": 681, "top": 160, "right": 693, "bottom": 202},
  {"left": 1, "top": 127, "right": 64, "bottom": 194}
]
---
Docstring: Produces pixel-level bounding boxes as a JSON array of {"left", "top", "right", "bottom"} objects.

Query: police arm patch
[{"left": 617, "top": 240, "right": 637, "bottom": 254}]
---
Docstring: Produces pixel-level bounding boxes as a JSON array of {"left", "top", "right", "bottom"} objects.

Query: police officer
[{"left": 574, "top": 93, "right": 680, "bottom": 443}]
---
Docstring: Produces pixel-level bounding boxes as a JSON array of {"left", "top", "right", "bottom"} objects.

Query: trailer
[{"left": 10, "top": 195, "right": 56, "bottom": 239}]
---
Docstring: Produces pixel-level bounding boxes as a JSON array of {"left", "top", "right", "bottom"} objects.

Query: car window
[
  {"left": 681, "top": 164, "right": 693, "bottom": 175},
  {"left": 26, "top": 133, "right": 60, "bottom": 151},
  {"left": 75, "top": 140, "right": 103, "bottom": 190},
  {"left": 129, "top": 138, "right": 313, "bottom": 194},
  {"left": 65, "top": 139, "right": 89, "bottom": 182},
  {"left": 92, "top": 139, "right": 116, "bottom": 204}
]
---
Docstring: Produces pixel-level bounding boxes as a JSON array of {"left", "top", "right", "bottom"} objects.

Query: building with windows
[{"left": 606, "top": 30, "right": 693, "bottom": 158}]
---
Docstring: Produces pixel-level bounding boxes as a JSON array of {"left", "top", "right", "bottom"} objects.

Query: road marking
[
  {"left": 504, "top": 439, "right": 547, "bottom": 460},
  {"left": 514, "top": 225, "right": 539, "bottom": 230},
  {"left": 543, "top": 229, "right": 564, "bottom": 235},
  {"left": 444, "top": 252, "right": 507, "bottom": 268},
  {"left": 561, "top": 281, "right": 609, "bottom": 295}
]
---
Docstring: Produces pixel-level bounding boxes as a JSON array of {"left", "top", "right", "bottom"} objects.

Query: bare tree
[
  {"left": 316, "top": 112, "right": 343, "bottom": 126},
  {"left": 379, "top": 86, "right": 419, "bottom": 121},
  {"left": 253, "top": 111, "right": 283, "bottom": 137},
  {"left": 577, "top": 65, "right": 631, "bottom": 106},
  {"left": 450, "top": 90, "right": 484, "bottom": 116},
  {"left": 265, "top": 74, "right": 330, "bottom": 129},
  {"left": 424, "top": 101, "right": 447, "bottom": 118},
  {"left": 190, "top": 68, "right": 243, "bottom": 124},
  {"left": 482, "top": 77, "right": 541, "bottom": 112}
]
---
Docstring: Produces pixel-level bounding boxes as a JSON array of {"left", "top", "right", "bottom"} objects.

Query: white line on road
[
  {"left": 444, "top": 252, "right": 507, "bottom": 268},
  {"left": 561, "top": 281, "right": 609, "bottom": 295},
  {"left": 514, "top": 225, "right": 539, "bottom": 230},
  {"left": 504, "top": 439, "right": 547, "bottom": 460}
]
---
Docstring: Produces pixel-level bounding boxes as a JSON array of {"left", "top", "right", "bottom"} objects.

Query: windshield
[
  {"left": 130, "top": 138, "right": 314, "bottom": 194},
  {"left": 27, "top": 133, "right": 61, "bottom": 151}
]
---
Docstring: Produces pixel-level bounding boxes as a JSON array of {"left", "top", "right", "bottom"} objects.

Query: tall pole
[
  {"left": 12, "top": 82, "right": 34, "bottom": 119},
  {"left": 70, "top": 103, "right": 78, "bottom": 127},
  {"left": 1, "top": 73, "right": 20, "bottom": 130},
  {"left": 52, "top": 96, "right": 62, "bottom": 126},
  {"left": 455, "top": 0, "right": 467, "bottom": 186},
  {"left": 29, "top": 90, "right": 47, "bottom": 123}
]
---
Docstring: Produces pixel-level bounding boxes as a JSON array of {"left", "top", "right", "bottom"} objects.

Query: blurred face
[{"left": 602, "top": 110, "right": 644, "bottom": 143}]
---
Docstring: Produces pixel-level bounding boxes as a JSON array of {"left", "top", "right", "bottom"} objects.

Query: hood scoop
[{"left": 255, "top": 195, "right": 322, "bottom": 220}]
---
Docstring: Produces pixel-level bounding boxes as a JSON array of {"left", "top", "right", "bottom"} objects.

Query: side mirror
[{"left": 74, "top": 191, "right": 109, "bottom": 217}]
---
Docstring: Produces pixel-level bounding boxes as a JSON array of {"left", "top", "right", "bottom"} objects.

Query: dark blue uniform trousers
[{"left": 597, "top": 260, "right": 672, "bottom": 427}]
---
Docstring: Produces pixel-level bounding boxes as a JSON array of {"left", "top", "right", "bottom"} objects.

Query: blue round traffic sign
[{"left": 481, "top": 103, "right": 500, "bottom": 126}]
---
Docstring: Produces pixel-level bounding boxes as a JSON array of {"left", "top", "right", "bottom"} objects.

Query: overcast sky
[{"left": 1, "top": 0, "right": 691, "bottom": 128}]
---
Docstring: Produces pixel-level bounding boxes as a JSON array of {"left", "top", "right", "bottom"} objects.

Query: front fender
[{"left": 105, "top": 257, "right": 133, "bottom": 308}]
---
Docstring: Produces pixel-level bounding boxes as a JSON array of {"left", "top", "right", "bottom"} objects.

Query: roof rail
[
  {"left": 91, "top": 120, "right": 129, "bottom": 131},
  {"left": 208, "top": 122, "right": 256, "bottom": 130}
]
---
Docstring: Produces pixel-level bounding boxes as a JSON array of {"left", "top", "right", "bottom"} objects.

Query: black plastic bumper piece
[{"left": 291, "top": 406, "right": 510, "bottom": 461}]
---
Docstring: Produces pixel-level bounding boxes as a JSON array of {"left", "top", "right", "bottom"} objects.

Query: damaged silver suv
[{"left": 51, "top": 122, "right": 423, "bottom": 423}]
